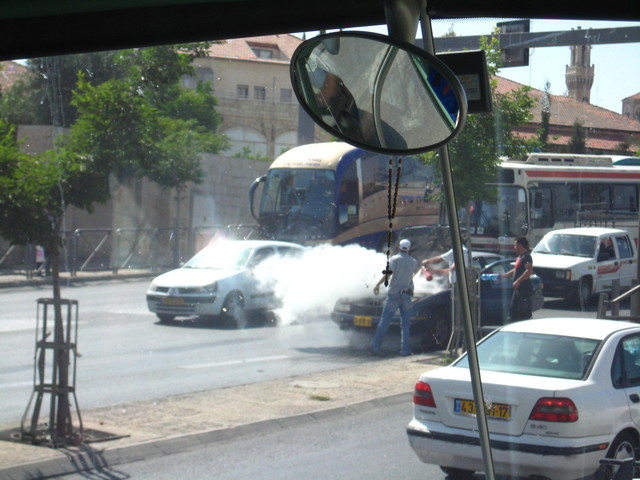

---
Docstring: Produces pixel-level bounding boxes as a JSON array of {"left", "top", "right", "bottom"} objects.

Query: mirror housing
[{"left": 290, "top": 31, "right": 467, "bottom": 154}]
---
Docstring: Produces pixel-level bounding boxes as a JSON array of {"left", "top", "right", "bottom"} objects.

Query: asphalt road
[
  {"left": 0, "top": 279, "right": 376, "bottom": 425},
  {"left": 54, "top": 395, "right": 448, "bottom": 480},
  {"left": 1, "top": 278, "right": 621, "bottom": 426}
]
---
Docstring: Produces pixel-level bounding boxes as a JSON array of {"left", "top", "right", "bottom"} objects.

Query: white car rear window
[{"left": 455, "top": 332, "right": 601, "bottom": 380}]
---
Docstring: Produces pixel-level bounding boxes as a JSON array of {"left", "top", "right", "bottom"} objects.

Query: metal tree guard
[{"left": 20, "top": 298, "right": 83, "bottom": 446}]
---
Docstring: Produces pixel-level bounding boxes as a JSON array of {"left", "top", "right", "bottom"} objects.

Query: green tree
[
  {"left": 568, "top": 119, "right": 587, "bottom": 153},
  {"left": 423, "top": 32, "right": 540, "bottom": 210},
  {"left": 538, "top": 81, "right": 552, "bottom": 150},
  {"left": 0, "top": 52, "right": 123, "bottom": 126},
  {"left": 0, "top": 42, "right": 228, "bottom": 444}
]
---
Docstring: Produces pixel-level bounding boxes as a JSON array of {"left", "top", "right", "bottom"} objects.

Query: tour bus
[
  {"left": 248, "top": 142, "right": 440, "bottom": 250},
  {"left": 468, "top": 153, "right": 640, "bottom": 254}
]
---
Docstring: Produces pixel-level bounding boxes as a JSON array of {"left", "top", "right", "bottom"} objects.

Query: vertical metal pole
[{"left": 418, "top": 6, "right": 496, "bottom": 480}]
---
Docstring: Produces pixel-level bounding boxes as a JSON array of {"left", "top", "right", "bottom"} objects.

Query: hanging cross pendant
[{"left": 382, "top": 266, "right": 393, "bottom": 286}]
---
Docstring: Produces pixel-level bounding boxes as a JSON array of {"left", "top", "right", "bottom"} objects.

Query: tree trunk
[{"left": 50, "top": 222, "right": 73, "bottom": 441}]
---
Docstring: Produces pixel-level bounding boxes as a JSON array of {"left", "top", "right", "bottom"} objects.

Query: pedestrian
[
  {"left": 35, "top": 245, "right": 49, "bottom": 276},
  {"left": 501, "top": 236, "right": 533, "bottom": 321},
  {"left": 371, "top": 239, "right": 419, "bottom": 356},
  {"left": 421, "top": 244, "right": 469, "bottom": 284}
]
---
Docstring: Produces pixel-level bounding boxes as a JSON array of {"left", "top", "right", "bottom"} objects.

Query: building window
[
  {"left": 280, "top": 88, "right": 292, "bottom": 103},
  {"left": 237, "top": 84, "right": 249, "bottom": 99},
  {"left": 246, "top": 41, "right": 285, "bottom": 60},
  {"left": 181, "top": 67, "right": 214, "bottom": 88},
  {"left": 254, "top": 86, "right": 266, "bottom": 101},
  {"left": 253, "top": 48, "right": 274, "bottom": 59},
  {"left": 195, "top": 67, "right": 214, "bottom": 84},
  {"left": 224, "top": 126, "right": 268, "bottom": 157}
]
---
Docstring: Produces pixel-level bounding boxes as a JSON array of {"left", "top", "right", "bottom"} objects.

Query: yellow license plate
[
  {"left": 354, "top": 315, "right": 372, "bottom": 327},
  {"left": 454, "top": 399, "right": 511, "bottom": 419},
  {"left": 163, "top": 297, "right": 185, "bottom": 306}
]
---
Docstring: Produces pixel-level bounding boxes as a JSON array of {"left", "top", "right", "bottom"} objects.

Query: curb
[
  {"left": 0, "top": 393, "right": 410, "bottom": 480},
  {"left": 0, "top": 271, "right": 156, "bottom": 289}
]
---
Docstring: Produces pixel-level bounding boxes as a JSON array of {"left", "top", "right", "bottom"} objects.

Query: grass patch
[{"left": 309, "top": 394, "right": 331, "bottom": 402}]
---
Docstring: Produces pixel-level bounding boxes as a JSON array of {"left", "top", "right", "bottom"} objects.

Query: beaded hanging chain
[{"left": 382, "top": 156, "right": 402, "bottom": 286}]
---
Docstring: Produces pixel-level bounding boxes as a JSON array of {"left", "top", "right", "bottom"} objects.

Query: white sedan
[
  {"left": 407, "top": 317, "right": 640, "bottom": 480},
  {"left": 146, "top": 239, "right": 305, "bottom": 326}
]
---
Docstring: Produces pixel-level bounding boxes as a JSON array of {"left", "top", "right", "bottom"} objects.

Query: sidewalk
[
  {"left": 0, "top": 353, "right": 445, "bottom": 479},
  {"left": 0, "top": 268, "right": 156, "bottom": 289}
]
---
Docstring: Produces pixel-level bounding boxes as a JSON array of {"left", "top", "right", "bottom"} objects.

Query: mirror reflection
[{"left": 290, "top": 32, "right": 466, "bottom": 154}]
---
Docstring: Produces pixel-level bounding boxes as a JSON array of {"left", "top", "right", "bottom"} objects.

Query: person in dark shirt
[{"left": 501, "top": 236, "right": 534, "bottom": 321}]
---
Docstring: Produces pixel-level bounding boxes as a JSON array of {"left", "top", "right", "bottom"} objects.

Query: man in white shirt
[{"left": 371, "top": 239, "right": 419, "bottom": 356}]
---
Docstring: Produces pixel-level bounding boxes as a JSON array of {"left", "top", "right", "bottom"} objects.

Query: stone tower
[{"left": 565, "top": 29, "right": 595, "bottom": 103}]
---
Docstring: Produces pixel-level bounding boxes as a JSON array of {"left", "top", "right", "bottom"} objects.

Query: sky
[{"left": 298, "top": 19, "right": 640, "bottom": 114}]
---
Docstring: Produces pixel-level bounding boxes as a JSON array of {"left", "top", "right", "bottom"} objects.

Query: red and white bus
[{"left": 468, "top": 153, "right": 640, "bottom": 254}]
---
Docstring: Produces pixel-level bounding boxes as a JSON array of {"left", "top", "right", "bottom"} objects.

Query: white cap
[{"left": 399, "top": 239, "right": 411, "bottom": 251}]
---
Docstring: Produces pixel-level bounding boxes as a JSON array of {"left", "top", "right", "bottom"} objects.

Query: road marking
[{"left": 181, "top": 355, "right": 291, "bottom": 369}]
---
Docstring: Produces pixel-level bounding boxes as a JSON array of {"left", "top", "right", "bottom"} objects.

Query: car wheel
[
  {"left": 419, "top": 306, "right": 452, "bottom": 351},
  {"left": 440, "top": 466, "right": 475, "bottom": 479},
  {"left": 221, "top": 291, "right": 246, "bottom": 328},
  {"left": 157, "top": 314, "right": 175, "bottom": 323},
  {"left": 575, "top": 276, "right": 593, "bottom": 309},
  {"left": 597, "top": 431, "right": 639, "bottom": 480}
]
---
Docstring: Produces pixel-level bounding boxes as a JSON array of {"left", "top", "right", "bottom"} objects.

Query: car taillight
[
  {"left": 529, "top": 397, "right": 578, "bottom": 422},
  {"left": 413, "top": 381, "right": 436, "bottom": 407}
]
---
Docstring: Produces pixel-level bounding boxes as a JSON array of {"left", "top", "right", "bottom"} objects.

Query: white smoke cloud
[{"left": 255, "top": 244, "right": 447, "bottom": 325}]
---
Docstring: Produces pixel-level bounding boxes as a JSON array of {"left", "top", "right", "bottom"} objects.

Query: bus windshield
[{"left": 259, "top": 168, "right": 337, "bottom": 241}]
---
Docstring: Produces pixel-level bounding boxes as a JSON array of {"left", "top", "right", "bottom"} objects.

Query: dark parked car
[{"left": 332, "top": 257, "right": 544, "bottom": 351}]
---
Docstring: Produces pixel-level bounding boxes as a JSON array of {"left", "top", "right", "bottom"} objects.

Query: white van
[{"left": 531, "top": 227, "right": 637, "bottom": 305}]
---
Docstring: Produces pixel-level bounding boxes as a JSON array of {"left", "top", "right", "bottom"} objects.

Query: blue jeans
[{"left": 372, "top": 292, "right": 413, "bottom": 355}]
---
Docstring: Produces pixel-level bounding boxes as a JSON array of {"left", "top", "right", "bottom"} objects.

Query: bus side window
[
  {"left": 611, "top": 184, "right": 637, "bottom": 212},
  {"left": 530, "top": 187, "right": 553, "bottom": 228}
]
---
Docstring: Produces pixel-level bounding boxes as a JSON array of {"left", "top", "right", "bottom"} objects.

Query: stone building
[
  {"left": 188, "top": 34, "right": 329, "bottom": 158},
  {"left": 623, "top": 93, "right": 640, "bottom": 122},
  {"left": 496, "top": 76, "right": 640, "bottom": 154},
  {"left": 565, "top": 39, "right": 595, "bottom": 104}
]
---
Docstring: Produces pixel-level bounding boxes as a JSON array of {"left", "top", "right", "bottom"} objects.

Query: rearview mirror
[{"left": 290, "top": 31, "right": 467, "bottom": 154}]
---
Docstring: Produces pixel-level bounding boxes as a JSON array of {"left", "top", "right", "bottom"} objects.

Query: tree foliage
[
  {"left": 0, "top": 43, "right": 229, "bottom": 439},
  {"left": 568, "top": 119, "right": 587, "bottom": 154},
  {"left": 0, "top": 42, "right": 229, "bottom": 248},
  {"left": 0, "top": 43, "right": 228, "bottom": 236},
  {"left": 422, "top": 33, "right": 540, "bottom": 210}
]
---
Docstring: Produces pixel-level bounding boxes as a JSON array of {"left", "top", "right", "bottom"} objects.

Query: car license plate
[
  {"left": 354, "top": 315, "right": 372, "bottom": 327},
  {"left": 163, "top": 297, "right": 185, "bottom": 306},
  {"left": 454, "top": 399, "right": 511, "bottom": 419}
]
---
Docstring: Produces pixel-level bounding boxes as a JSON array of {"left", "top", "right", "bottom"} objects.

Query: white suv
[{"left": 531, "top": 227, "right": 637, "bottom": 306}]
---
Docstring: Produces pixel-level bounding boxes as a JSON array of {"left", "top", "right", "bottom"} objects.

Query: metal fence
[{"left": 0, "top": 224, "right": 259, "bottom": 277}]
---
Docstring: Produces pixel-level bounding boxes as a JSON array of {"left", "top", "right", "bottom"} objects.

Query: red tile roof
[
  {"left": 0, "top": 60, "right": 28, "bottom": 91},
  {"left": 494, "top": 76, "right": 640, "bottom": 134},
  {"left": 206, "top": 34, "right": 302, "bottom": 64}
]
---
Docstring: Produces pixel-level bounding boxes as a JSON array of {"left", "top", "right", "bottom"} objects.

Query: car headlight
[
  {"left": 198, "top": 282, "right": 218, "bottom": 294},
  {"left": 554, "top": 270, "right": 571, "bottom": 280},
  {"left": 333, "top": 299, "right": 351, "bottom": 312},
  {"left": 149, "top": 281, "right": 158, "bottom": 292}
]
